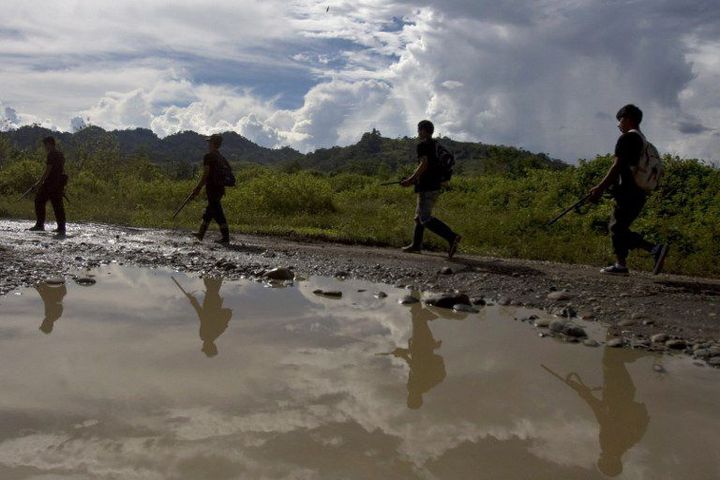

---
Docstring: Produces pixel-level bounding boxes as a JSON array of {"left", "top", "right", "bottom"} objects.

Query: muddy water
[{"left": 0, "top": 266, "right": 718, "bottom": 480}]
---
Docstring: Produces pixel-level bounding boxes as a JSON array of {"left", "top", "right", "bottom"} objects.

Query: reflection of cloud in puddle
[{"left": 1, "top": 268, "right": 719, "bottom": 478}]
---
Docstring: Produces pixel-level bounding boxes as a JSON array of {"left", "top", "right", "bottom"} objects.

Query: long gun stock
[{"left": 547, "top": 194, "right": 592, "bottom": 226}]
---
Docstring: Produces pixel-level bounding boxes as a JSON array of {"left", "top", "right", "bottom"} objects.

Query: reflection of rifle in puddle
[
  {"left": 171, "top": 276, "right": 194, "bottom": 300},
  {"left": 541, "top": 364, "right": 601, "bottom": 392},
  {"left": 375, "top": 348, "right": 409, "bottom": 359}
]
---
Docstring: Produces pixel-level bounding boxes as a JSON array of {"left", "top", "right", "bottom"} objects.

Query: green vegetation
[{"left": 1, "top": 130, "right": 719, "bottom": 278}]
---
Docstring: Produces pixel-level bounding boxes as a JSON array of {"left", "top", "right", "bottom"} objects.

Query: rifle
[
  {"left": 547, "top": 194, "right": 592, "bottom": 226},
  {"left": 18, "top": 183, "right": 38, "bottom": 201},
  {"left": 172, "top": 192, "right": 194, "bottom": 220}
]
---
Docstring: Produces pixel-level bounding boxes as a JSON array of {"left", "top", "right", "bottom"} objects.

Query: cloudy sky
[{"left": 1, "top": 0, "right": 718, "bottom": 162}]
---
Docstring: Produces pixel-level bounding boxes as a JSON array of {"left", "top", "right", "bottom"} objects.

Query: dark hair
[
  {"left": 417, "top": 120, "right": 434, "bottom": 136},
  {"left": 207, "top": 133, "right": 223, "bottom": 147},
  {"left": 616, "top": 104, "right": 643, "bottom": 125},
  {"left": 42, "top": 136, "right": 56, "bottom": 146}
]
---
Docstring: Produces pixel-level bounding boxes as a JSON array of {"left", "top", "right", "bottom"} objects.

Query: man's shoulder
[
  {"left": 417, "top": 139, "right": 436, "bottom": 154},
  {"left": 47, "top": 150, "right": 64, "bottom": 161},
  {"left": 619, "top": 130, "right": 644, "bottom": 144}
]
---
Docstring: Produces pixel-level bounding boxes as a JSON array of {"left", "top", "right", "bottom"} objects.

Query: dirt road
[{"left": 1, "top": 219, "right": 718, "bottom": 364}]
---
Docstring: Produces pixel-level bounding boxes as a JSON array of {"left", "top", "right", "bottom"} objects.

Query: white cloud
[{"left": 1, "top": 0, "right": 720, "bottom": 161}]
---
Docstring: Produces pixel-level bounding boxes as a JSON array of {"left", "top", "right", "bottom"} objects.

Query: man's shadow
[
  {"left": 36, "top": 282, "right": 67, "bottom": 334},
  {"left": 543, "top": 344, "right": 650, "bottom": 477},
  {"left": 173, "top": 277, "right": 233, "bottom": 357}
]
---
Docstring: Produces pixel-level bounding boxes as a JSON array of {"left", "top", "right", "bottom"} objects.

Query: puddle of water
[{"left": 0, "top": 265, "right": 718, "bottom": 480}]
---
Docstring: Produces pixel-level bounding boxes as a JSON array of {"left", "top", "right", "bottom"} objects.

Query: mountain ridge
[{"left": 0, "top": 125, "right": 568, "bottom": 175}]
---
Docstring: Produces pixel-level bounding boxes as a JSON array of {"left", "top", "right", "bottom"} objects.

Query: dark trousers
[
  {"left": 202, "top": 197, "right": 227, "bottom": 227},
  {"left": 609, "top": 192, "right": 653, "bottom": 260},
  {"left": 35, "top": 189, "right": 66, "bottom": 231}
]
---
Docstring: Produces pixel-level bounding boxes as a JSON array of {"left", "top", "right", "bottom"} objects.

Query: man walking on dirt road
[
  {"left": 190, "top": 134, "right": 230, "bottom": 244},
  {"left": 589, "top": 105, "right": 668, "bottom": 275},
  {"left": 400, "top": 120, "right": 461, "bottom": 259},
  {"left": 27, "top": 136, "right": 67, "bottom": 238}
]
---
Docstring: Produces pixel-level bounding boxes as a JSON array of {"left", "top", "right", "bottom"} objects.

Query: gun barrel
[
  {"left": 541, "top": 364, "right": 567, "bottom": 384},
  {"left": 172, "top": 193, "right": 193, "bottom": 220},
  {"left": 547, "top": 194, "right": 592, "bottom": 226},
  {"left": 171, "top": 276, "right": 189, "bottom": 296},
  {"left": 18, "top": 185, "right": 35, "bottom": 200}
]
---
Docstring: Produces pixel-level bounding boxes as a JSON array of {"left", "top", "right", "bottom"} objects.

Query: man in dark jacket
[
  {"left": 400, "top": 120, "right": 461, "bottom": 259},
  {"left": 28, "top": 136, "right": 67, "bottom": 238},
  {"left": 190, "top": 134, "right": 230, "bottom": 244},
  {"left": 589, "top": 105, "right": 668, "bottom": 275}
]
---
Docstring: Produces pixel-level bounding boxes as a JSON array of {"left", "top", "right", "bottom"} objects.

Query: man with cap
[{"left": 190, "top": 133, "right": 230, "bottom": 244}]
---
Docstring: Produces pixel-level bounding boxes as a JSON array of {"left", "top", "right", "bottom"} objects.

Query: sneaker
[
  {"left": 600, "top": 265, "right": 629, "bottom": 276},
  {"left": 448, "top": 235, "right": 462, "bottom": 259},
  {"left": 652, "top": 244, "right": 669, "bottom": 275},
  {"left": 401, "top": 244, "right": 422, "bottom": 253},
  {"left": 27, "top": 225, "right": 44, "bottom": 232}
]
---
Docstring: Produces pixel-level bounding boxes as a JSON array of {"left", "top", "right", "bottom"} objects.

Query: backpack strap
[{"left": 628, "top": 129, "right": 646, "bottom": 142}]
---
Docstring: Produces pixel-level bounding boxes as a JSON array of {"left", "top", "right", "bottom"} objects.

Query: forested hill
[
  {"left": 0, "top": 125, "right": 302, "bottom": 166},
  {"left": 0, "top": 125, "right": 567, "bottom": 175},
  {"left": 296, "top": 129, "right": 567, "bottom": 175}
]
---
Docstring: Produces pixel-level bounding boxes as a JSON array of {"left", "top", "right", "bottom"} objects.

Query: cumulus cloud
[{"left": 1, "top": 0, "right": 719, "bottom": 161}]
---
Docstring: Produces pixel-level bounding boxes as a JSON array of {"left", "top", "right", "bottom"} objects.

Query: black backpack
[
  {"left": 435, "top": 142, "right": 455, "bottom": 183},
  {"left": 214, "top": 154, "right": 236, "bottom": 187}
]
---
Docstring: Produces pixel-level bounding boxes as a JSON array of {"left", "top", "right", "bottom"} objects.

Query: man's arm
[
  {"left": 191, "top": 164, "right": 210, "bottom": 198},
  {"left": 589, "top": 157, "right": 621, "bottom": 202},
  {"left": 36, "top": 163, "right": 51, "bottom": 187},
  {"left": 401, "top": 157, "right": 429, "bottom": 187}
]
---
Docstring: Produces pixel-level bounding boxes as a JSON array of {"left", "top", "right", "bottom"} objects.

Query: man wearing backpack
[
  {"left": 400, "top": 120, "right": 461, "bottom": 259},
  {"left": 27, "top": 136, "right": 68, "bottom": 238},
  {"left": 589, "top": 105, "right": 668, "bottom": 275},
  {"left": 190, "top": 134, "right": 230, "bottom": 244}
]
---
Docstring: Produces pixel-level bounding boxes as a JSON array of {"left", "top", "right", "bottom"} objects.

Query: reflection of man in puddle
[
  {"left": 36, "top": 282, "right": 67, "bottom": 334},
  {"left": 174, "top": 277, "right": 232, "bottom": 357},
  {"left": 544, "top": 347, "right": 649, "bottom": 477},
  {"left": 391, "top": 299, "right": 446, "bottom": 409}
]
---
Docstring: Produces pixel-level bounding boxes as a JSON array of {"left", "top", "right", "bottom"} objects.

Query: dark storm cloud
[{"left": 676, "top": 120, "right": 714, "bottom": 135}]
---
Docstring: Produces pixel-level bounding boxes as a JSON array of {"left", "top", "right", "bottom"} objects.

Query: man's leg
[
  {"left": 195, "top": 202, "right": 212, "bottom": 241},
  {"left": 49, "top": 193, "right": 66, "bottom": 234},
  {"left": 30, "top": 190, "right": 48, "bottom": 230},
  {"left": 403, "top": 195, "right": 425, "bottom": 253},
  {"left": 417, "top": 191, "right": 461, "bottom": 258},
  {"left": 607, "top": 195, "right": 647, "bottom": 272},
  {"left": 214, "top": 199, "right": 230, "bottom": 244}
]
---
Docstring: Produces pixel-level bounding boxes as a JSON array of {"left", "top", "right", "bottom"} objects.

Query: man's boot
[
  {"left": 402, "top": 222, "right": 424, "bottom": 253},
  {"left": 424, "top": 218, "right": 461, "bottom": 258},
  {"left": 193, "top": 222, "right": 208, "bottom": 241},
  {"left": 216, "top": 225, "right": 230, "bottom": 245},
  {"left": 27, "top": 224, "right": 44, "bottom": 232}
]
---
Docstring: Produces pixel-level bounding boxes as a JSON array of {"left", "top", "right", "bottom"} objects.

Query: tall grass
[{"left": 1, "top": 148, "right": 719, "bottom": 277}]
